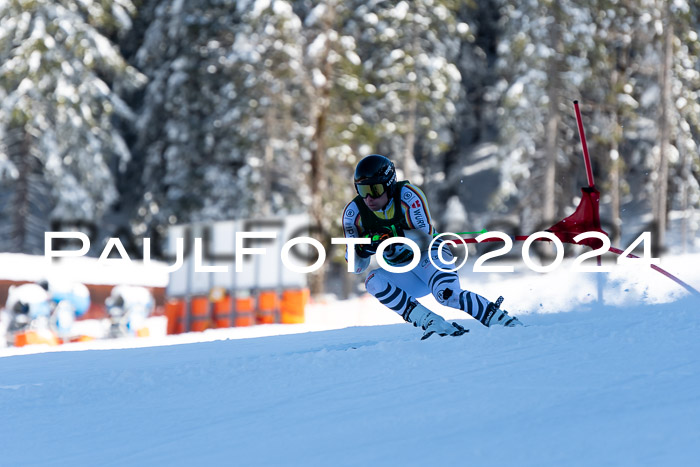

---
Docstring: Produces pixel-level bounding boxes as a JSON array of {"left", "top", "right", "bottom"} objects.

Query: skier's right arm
[{"left": 342, "top": 201, "right": 371, "bottom": 274}]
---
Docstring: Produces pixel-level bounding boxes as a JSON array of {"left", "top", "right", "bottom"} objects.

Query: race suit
[{"left": 342, "top": 182, "right": 494, "bottom": 323}]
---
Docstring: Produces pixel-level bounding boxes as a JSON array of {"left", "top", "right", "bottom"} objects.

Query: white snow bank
[{"left": 0, "top": 253, "right": 169, "bottom": 287}]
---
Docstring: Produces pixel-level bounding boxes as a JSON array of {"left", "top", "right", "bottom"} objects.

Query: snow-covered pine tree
[
  {"left": 495, "top": 0, "right": 699, "bottom": 251},
  {"left": 659, "top": 0, "right": 700, "bottom": 251},
  {"left": 292, "top": 0, "right": 370, "bottom": 294},
  {"left": 493, "top": 0, "right": 594, "bottom": 234},
  {"left": 0, "top": 0, "right": 145, "bottom": 254},
  {"left": 132, "top": 0, "right": 244, "bottom": 239},
  {"left": 674, "top": 1, "right": 700, "bottom": 251},
  {"left": 577, "top": 0, "right": 650, "bottom": 246},
  {"left": 584, "top": 0, "right": 700, "bottom": 251},
  {"left": 133, "top": 1, "right": 313, "bottom": 246},
  {"left": 0, "top": 126, "right": 52, "bottom": 253},
  {"left": 442, "top": 0, "right": 498, "bottom": 232},
  {"left": 352, "top": 0, "right": 465, "bottom": 201},
  {"left": 227, "top": 0, "right": 307, "bottom": 218}
]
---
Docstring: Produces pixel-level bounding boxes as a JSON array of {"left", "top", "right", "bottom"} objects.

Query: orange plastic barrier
[
  {"left": 190, "top": 297, "right": 211, "bottom": 332},
  {"left": 213, "top": 297, "right": 232, "bottom": 328},
  {"left": 165, "top": 299, "right": 185, "bottom": 334},
  {"left": 256, "top": 291, "right": 278, "bottom": 324},
  {"left": 280, "top": 289, "right": 308, "bottom": 324},
  {"left": 14, "top": 329, "right": 61, "bottom": 347},
  {"left": 235, "top": 297, "right": 255, "bottom": 327},
  {"left": 213, "top": 296, "right": 255, "bottom": 328}
]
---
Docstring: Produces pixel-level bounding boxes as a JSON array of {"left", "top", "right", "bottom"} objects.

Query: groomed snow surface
[{"left": 1, "top": 255, "right": 700, "bottom": 466}]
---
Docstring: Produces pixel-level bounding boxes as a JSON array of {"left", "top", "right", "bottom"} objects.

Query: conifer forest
[{"left": 1, "top": 1, "right": 698, "bottom": 288}]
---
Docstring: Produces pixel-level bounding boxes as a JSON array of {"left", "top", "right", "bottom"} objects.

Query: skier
[{"left": 342, "top": 154, "right": 522, "bottom": 339}]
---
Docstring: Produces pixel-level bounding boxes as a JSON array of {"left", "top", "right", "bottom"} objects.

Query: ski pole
[{"left": 432, "top": 229, "right": 488, "bottom": 237}]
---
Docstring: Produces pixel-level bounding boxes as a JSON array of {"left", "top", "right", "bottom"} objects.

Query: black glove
[
  {"left": 355, "top": 231, "right": 391, "bottom": 258},
  {"left": 355, "top": 243, "right": 374, "bottom": 258}
]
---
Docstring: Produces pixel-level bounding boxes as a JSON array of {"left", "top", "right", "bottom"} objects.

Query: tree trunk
[
  {"left": 610, "top": 145, "right": 621, "bottom": 247},
  {"left": 543, "top": 94, "right": 559, "bottom": 224},
  {"left": 306, "top": 5, "right": 335, "bottom": 297},
  {"left": 403, "top": 85, "right": 418, "bottom": 183},
  {"left": 309, "top": 98, "right": 329, "bottom": 296},
  {"left": 402, "top": 31, "right": 420, "bottom": 183},
  {"left": 11, "top": 127, "right": 31, "bottom": 253},
  {"left": 680, "top": 143, "right": 691, "bottom": 253},
  {"left": 261, "top": 107, "right": 275, "bottom": 217},
  {"left": 609, "top": 70, "right": 622, "bottom": 247},
  {"left": 654, "top": 4, "right": 673, "bottom": 253},
  {"left": 543, "top": 1, "right": 563, "bottom": 224}
]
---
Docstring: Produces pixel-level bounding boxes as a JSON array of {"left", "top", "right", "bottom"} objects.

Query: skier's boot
[
  {"left": 403, "top": 300, "right": 468, "bottom": 340},
  {"left": 482, "top": 296, "right": 523, "bottom": 327}
]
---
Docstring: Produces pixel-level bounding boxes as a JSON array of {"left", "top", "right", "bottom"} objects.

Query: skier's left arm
[{"left": 400, "top": 183, "right": 435, "bottom": 238}]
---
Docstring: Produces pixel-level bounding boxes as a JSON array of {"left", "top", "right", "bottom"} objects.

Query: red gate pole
[{"left": 574, "top": 100, "right": 595, "bottom": 188}]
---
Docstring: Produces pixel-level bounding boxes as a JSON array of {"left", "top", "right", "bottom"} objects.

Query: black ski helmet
[{"left": 354, "top": 154, "right": 397, "bottom": 198}]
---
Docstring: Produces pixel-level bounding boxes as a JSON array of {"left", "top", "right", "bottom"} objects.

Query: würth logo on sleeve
[{"left": 411, "top": 200, "right": 421, "bottom": 209}]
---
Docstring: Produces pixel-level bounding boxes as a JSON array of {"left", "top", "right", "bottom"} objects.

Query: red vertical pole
[
  {"left": 574, "top": 100, "right": 595, "bottom": 188},
  {"left": 575, "top": 101, "right": 604, "bottom": 303}
]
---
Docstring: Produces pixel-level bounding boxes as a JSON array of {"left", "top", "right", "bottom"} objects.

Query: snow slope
[{"left": 1, "top": 291, "right": 699, "bottom": 466}]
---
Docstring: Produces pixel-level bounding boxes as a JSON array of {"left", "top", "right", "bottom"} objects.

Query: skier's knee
[
  {"left": 435, "top": 286, "right": 465, "bottom": 309},
  {"left": 364, "top": 269, "right": 390, "bottom": 296},
  {"left": 434, "top": 286, "right": 455, "bottom": 307}
]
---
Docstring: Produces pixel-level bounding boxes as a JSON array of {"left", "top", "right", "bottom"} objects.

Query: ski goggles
[{"left": 356, "top": 183, "right": 386, "bottom": 199}]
